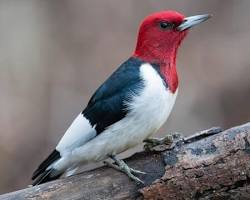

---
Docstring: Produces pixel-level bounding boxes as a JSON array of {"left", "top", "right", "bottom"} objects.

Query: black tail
[{"left": 32, "top": 149, "right": 62, "bottom": 185}]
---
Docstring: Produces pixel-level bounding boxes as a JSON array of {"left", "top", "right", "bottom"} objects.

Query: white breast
[
  {"left": 71, "top": 63, "right": 178, "bottom": 163},
  {"left": 128, "top": 63, "right": 178, "bottom": 136}
]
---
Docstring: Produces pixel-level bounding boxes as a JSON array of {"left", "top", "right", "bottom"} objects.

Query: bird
[{"left": 32, "top": 10, "right": 211, "bottom": 185}]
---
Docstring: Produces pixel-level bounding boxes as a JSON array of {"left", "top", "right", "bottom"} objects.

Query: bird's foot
[
  {"left": 104, "top": 155, "right": 146, "bottom": 185},
  {"left": 143, "top": 132, "right": 183, "bottom": 152}
]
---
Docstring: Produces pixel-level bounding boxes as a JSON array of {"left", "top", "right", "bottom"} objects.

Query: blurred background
[{"left": 0, "top": 0, "right": 250, "bottom": 194}]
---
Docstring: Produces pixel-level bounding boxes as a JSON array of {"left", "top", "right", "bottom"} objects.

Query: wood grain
[{"left": 1, "top": 123, "right": 250, "bottom": 200}]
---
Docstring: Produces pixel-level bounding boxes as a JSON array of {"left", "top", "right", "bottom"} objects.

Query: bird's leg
[
  {"left": 143, "top": 132, "right": 182, "bottom": 151},
  {"left": 104, "top": 155, "right": 146, "bottom": 185}
]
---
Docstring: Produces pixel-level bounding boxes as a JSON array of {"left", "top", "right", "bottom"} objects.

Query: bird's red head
[{"left": 133, "top": 10, "right": 210, "bottom": 93}]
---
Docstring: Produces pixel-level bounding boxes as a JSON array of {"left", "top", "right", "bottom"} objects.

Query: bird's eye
[{"left": 159, "top": 21, "right": 174, "bottom": 30}]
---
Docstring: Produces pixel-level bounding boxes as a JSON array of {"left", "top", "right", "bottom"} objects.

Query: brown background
[{"left": 0, "top": 0, "right": 250, "bottom": 194}]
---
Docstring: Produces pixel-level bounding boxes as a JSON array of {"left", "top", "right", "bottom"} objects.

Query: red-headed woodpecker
[{"left": 32, "top": 10, "right": 210, "bottom": 185}]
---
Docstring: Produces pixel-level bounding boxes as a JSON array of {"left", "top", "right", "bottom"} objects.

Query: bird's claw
[
  {"left": 130, "top": 168, "right": 146, "bottom": 175},
  {"left": 143, "top": 132, "right": 183, "bottom": 151},
  {"left": 104, "top": 156, "right": 146, "bottom": 185},
  {"left": 120, "top": 163, "right": 145, "bottom": 184},
  {"left": 128, "top": 173, "right": 144, "bottom": 185}
]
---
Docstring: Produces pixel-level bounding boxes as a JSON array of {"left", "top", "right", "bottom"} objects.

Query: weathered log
[{"left": 0, "top": 123, "right": 250, "bottom": 200}]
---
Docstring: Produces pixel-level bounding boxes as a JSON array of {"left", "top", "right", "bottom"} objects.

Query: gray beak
[{"left": 177, "top": 14, "right": 211, "bottom": 31}]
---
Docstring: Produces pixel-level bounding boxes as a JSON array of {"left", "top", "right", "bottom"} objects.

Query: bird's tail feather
[
  {"left": 32, "top": 149, "right": 62, "bottom": 185},
  {"left": 32, "top": 168, "right": 62, "bottom": 186}
]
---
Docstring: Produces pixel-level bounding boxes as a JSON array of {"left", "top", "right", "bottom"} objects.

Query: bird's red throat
[{"left": 133, "top": 42, "right": 183, "bottom": 94}]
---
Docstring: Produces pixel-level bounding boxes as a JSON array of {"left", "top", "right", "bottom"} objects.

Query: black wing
[{"left": 82, "top": 57, "right": 145, "bottom": 134}]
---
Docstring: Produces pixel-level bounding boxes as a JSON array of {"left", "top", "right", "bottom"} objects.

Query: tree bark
[{"left": 0, "top": 122, "right": 250, "bottom": 200}]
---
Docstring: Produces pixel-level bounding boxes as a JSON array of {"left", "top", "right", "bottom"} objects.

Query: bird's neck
[{"left": 133, "top": 47, "right": 179, "bottom": 93}]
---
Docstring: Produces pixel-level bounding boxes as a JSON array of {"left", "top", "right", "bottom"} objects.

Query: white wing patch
[{"left": 56, "top": 114, "right": 96, "bottom": 154}]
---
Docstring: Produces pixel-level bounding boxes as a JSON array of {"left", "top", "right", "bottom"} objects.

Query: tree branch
[{"left": 1, "top": 122, "right": 250, "bottom": 200}]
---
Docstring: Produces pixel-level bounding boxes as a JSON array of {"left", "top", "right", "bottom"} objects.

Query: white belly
[{"left": 72, "top": 63, "right": 178, "bottom": 162}]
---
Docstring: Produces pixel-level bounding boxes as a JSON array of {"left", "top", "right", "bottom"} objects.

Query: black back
[{"left": 82, "top": 57, "right": 145, "bottom": 134}]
